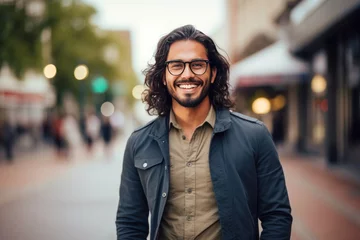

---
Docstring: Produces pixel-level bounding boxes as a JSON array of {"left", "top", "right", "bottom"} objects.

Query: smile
[{"left": 178, "top": 84, "right": 198, "bottom": 89}]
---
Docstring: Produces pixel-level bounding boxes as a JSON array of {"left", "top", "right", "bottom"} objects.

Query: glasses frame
[{"left": 165, "top": 59, "right": 210, "bottom": 76}]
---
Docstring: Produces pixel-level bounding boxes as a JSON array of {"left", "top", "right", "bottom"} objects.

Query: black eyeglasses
[{"left": 165, "top": 59, "right": 210, "bottom": 76}]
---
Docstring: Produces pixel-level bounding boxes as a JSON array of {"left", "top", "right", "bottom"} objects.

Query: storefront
[
  {"left": 230, "top": 41, "right": 309, "bottom": 150},
  {"left": 284, "top": 0, "right": 360, "bottom": 166}
]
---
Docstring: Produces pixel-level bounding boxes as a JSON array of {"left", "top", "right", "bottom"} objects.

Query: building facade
[{"left": 282, "top": 0, "right": 360, "bottom": 167}]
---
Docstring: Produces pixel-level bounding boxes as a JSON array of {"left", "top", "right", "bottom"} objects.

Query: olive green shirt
[{"left": 158, "top": 106, "right": 221, "bottom": 240}]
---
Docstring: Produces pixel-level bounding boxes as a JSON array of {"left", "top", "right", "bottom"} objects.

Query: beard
[{"left": 167, "top": 75, "right": 212, "bottom": 108}]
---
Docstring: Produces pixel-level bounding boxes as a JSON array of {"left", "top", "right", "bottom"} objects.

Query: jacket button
[
  {"left": 186, "top": 216, "right": 192, "bottom": 221},
  {"left": 162, "top": 192, "right": 167, "bottom": 198},
  {"left": 143, "top": 163, "right": 148, "bottom": 168},
  {"left": 187, "top": 188, "right": 192, "bottom": 193}
]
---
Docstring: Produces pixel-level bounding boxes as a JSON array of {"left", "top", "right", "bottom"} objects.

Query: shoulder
[
  {"left": 229, "top": 111, "right": 269, "bottom": 137},
  {"left": 230, "top": 111, "right": 262, "bottom": 125},
  {"left": 133, "top": 117, "right": 158, "bottom": 133}
]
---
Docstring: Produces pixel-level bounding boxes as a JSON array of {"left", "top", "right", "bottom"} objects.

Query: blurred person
[
  {"left": 84, "top": 110, "right": 100, "bottom": 153},
  {"left": 101, "top": 116, "right": 113, "bottom": 158},
  {"left": 115, "top": 25, "right": 292, "bottom": 240},
  {"left": 1, "top": 117, "right": 15, "bottom": 163},
  {"left": 62, "top": 113, "right": 82, "bottom": 158},
  {"left": 42, "top": 112, "right": 54, "bottom": 144},
  {"left": 110, "top": 110, "right": 125, "bottom": 137},
  {"left": 52, "top": 110, "right": 67, "bottom": 157}
]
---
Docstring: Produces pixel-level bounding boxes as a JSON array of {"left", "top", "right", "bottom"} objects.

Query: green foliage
[
  {"left": 0, "top": 3, "right": 44, "bottom": 78},
  {"left": 1, "top": 0, "right": 139, "bottom": 107}
]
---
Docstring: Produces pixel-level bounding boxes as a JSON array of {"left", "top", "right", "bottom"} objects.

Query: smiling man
[{"left": 116, "top": 25, "right": 292, "bottom": 240}]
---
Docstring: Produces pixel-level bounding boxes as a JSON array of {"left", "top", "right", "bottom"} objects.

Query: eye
[
  {"left": 191, "top": 61, "right": 206, "bottom": 69},
  {"left": 169, "top": 62, "right": 184, "bottom": 69}
]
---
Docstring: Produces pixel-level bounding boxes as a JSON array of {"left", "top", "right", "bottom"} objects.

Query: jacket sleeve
[
  {"left": 115, "top": 134, "right": 149, "bottom": 240},
  {"left": 256, "top": 123, "right": 292, "bottom": 240}
]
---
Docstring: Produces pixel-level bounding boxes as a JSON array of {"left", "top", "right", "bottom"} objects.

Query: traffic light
[{"left": 91, "top": 76, "right": 108, "bottom": 93}]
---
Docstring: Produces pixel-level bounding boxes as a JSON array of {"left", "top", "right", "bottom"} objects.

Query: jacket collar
[{"left": 149, "top": 107, "right": 231, "bottom": 140}]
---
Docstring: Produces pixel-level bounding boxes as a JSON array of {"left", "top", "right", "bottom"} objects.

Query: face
[{"left": 164, "top": 40, "right": 216, "bottom": 108}]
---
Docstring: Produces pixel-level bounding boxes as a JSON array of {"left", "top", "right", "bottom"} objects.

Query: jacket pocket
[
  {"left": 134, "top": 157, "right": 163, "bottom": 170},
  {"left": 134, "top": 157, "right": 164, "bottom": 210}
]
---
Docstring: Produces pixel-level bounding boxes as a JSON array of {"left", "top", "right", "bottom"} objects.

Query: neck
[{"left": 172, "top": 97, "right": 211, "bottom": 131}]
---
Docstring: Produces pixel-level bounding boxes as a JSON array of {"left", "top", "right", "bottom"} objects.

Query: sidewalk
[
  {"left": 0, "top": 143, "right": 93, "bottom": 206},
  {"left": 280, "top": 153, "right": 360, "bottom": 240}
]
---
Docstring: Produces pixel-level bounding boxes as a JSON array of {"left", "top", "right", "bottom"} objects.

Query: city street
[{"left": 0, "top": 135, "right": 360, "bottom": 240}]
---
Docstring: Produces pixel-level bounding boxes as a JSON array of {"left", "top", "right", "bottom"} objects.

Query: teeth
[{"left": 179, "top": 84, "right": 197, "bottom": 89}]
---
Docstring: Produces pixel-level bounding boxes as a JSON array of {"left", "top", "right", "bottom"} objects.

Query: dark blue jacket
[{"left": 116, "top": 109, "right": 292, "bottom": 240}]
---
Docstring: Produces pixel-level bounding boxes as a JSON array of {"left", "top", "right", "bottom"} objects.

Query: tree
[
  {"left": 1, "top": 0, "right": 138, "bottom": 107},
  {"left": 0, "top": 1, "right": 45, "bottom": 78}
]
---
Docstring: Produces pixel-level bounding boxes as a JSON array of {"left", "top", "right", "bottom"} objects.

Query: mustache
[{"left": 174, "top": 78, "right": 202, "bottom": 85}]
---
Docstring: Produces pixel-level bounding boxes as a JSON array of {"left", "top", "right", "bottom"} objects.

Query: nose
[{"left": 181, "top": 63, "right": 194, "bottom": 78}]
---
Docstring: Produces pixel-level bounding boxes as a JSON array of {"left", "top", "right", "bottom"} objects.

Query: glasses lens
[
  {"left": 190, "top": 60, "right": 207, "bottom": 75},
  {"left": 168, "top": 61, "right": 184, "bottom": 75}
]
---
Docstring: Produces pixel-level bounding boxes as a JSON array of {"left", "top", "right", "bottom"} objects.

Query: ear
[
  {"left": 211, "top": 67, "right": 217, "bottom": 83},
  {"left": 162, "top": 73, "right": 166, "bottom": 85}
]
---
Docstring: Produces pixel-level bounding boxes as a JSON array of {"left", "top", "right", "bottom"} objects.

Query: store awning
[{"left": 229, "top": 41, "right": 309, "bottom": 88}]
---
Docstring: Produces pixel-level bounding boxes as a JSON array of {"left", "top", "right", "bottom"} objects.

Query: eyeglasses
[{"left": 165, "top": 59, "right": 210, "bottom": 76}]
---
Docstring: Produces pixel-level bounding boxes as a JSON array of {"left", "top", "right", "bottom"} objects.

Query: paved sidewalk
[
  {"left": 0, "top": 143, "right": 97, "bottom": 206},
  {"left": 281, "top": 153, "right": 360, "bottom": 240}
]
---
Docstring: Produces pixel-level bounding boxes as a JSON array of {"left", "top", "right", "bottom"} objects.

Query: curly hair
[{"left": 142, "top": 24, "right": 234, "bottom": 116}]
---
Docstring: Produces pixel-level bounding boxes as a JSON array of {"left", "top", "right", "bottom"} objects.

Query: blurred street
[
  {"left": 0, "top": 132, "right": 127, "bottom": 240},
  {"left": 1, "top": 0, "right": 360, "bottom": 239},
  {"left": 0, "top": 129, "right": 359, "bottom": 240}
]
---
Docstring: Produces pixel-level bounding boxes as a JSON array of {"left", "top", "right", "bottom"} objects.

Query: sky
[{"left": 81, "top": 0, "right": 226, "bottom": 83}]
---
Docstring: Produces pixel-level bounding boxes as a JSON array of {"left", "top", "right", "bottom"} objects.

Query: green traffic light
[{"left": 92, "top": 76, "right": 108, "bottom": 93}]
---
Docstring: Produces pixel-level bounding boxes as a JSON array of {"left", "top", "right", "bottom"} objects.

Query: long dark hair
[{"left": 143, "top": 24, "right": 234, "bottom": 116}]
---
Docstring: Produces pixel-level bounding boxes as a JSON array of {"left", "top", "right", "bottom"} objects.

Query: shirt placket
[{"left": 184, "top": 131, "right": 198, "bottom": 240}]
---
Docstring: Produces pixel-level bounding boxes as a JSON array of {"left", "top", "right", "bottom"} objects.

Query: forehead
[{"left": 167, "top": 40, "right": 208, "bottom": 61}]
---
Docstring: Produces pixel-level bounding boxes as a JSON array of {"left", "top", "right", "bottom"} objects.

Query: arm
[
  {"left": 115, "top": 135, "right": 149, "bottom": 240},
  {"left": 256, "top": 123, "right": 292, "bottom": 240}
]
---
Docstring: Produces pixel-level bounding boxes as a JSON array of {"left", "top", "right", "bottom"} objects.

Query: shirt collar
[{"left": 169, "top": 105, "right": 216, "bottom": 129}]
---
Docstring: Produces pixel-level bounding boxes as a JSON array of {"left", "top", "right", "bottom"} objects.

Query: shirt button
[
  {"left": 186, "top": 162, "right": 192, "bottom": 167},
  {"left": 186, "top": 216, "right": 192, "bottom": 221},
  {"left": 162, "top": 192, "right": 167, "bottom": 198},
  {"left": 187, "top": 188, "right": 192, "bottom": 193},
  {"left": 143, "top": 163, "right": 148, "bottom": 168},
  {"left": 182, "top": 135, "right": 186, "bottom": 140}
]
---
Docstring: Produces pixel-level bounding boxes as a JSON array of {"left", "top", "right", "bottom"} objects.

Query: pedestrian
[
  {"left": 115, "top": 25, "right": 292, "bottom": 240},
  {"left": 84, "top": 110, "right": 100, "bottom": 153},
  {"left": 52, "top": 111, "right": 67, "bottom": 157},
  {"left": 1, "top": 118, "right": 15, "bottom": 163},
  {"left": 101, "top": 115, "right": 113, "bottom": 158}
]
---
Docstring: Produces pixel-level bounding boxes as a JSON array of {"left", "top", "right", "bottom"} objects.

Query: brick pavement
[{"left": 281, "top": 153, "right": 360, "bottom": 240}]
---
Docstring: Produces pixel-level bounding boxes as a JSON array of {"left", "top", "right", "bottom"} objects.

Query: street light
[
  {"left": 74, "top": 64, "right": 89, "bottom": 80},
  {"left": 43, "top": 64, "right": 57, "bottom": 79}
]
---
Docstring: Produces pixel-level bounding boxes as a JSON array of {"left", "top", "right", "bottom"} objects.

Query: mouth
[{"left": 175, "top": 81, "right": 202, "bottom": 90}]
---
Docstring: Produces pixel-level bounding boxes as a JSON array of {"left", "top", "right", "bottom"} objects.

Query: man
[{"left": 116, "top": 25, "right": 292, "bottom": 240}]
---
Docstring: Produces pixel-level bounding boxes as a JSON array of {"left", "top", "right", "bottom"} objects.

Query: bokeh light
[
  {"left": 101, "top": 101, "right": 115, "bottom": 117},
  {"left": 272, "top": 95, "right": 286, "bottom": 111},
  {"left": 311, "top": 74, "right": 327, "bottom": 93},
  {"left": 74, "top": 64, "right": 89, "bottom": 80},
  {"left": 132, "top": 84, "right": 146, "bottom": 100},
  {"left": 43, "top": 64, "right": 57, "bottom": 79},
  {"left": 252, "top": 97, "right": 271, "bottom": 115}
]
